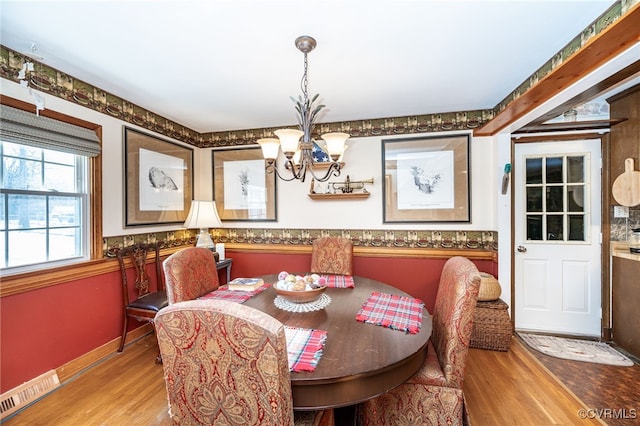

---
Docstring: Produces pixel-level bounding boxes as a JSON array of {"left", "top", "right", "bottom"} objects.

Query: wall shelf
[{"left": 308, "top": 192, "right": 370, "bottom": 200}]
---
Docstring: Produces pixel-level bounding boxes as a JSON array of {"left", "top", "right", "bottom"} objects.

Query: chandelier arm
[
  {"left": 308, "top": 161, "right": 342, "bottom": 182},
  {"left": 266, "top": 161, "right": 300, "bottom": 182}
]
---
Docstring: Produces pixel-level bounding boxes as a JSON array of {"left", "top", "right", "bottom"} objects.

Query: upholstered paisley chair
[
  {"left": 155, "top": 299, "right": 334, "bottom": 425},
  {"left": 358, "top": 256, "right": 481, "bottom": 426},
  {"left": 310, "top": 236, "right": 353, "bottom": 275},
  {"left": 162, "top": 247, "right": 220, "bottom": 304}
]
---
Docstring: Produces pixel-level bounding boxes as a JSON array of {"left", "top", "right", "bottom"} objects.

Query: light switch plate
[{"left": 614, "top": 206, "right": 629, "bottom": 218}]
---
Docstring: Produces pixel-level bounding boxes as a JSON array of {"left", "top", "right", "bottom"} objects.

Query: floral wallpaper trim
[
  {"left": 0, "top": 1, "right": 632, "bottom": 148},
  {"left": 103, "top": 229, "right": 498, "bottom": 258}
]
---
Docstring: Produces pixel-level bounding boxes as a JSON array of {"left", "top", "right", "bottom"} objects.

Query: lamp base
[
  {"left": 195, "top": 229, "right": 220, "bottom": 261},
  {"left": 195, "top": 228, "right": 214, "bottom": 249}
]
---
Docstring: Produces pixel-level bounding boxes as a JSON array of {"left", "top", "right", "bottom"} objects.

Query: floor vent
[{"left": 0, "top": 370, "right": 60, "bottom": 419}]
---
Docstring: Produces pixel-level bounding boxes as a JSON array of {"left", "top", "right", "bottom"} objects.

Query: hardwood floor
[
  {"left": 4, "top": 334, "right": 637, "bottom": 425},
  {"left": 522, "top": 340, "right": 640, "bottom": 426}
]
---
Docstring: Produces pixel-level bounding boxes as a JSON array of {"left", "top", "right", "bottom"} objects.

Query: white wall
[
  {"left": 3, "top": 79, "right": 499, "bottom": 236},
  {"left": 200, "top": 133, "right": 498, "bottom": 230}
]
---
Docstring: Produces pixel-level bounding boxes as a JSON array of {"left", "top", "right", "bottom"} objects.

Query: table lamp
[{"left": 183, "top": 200, "right": 222, "bottom": 250}]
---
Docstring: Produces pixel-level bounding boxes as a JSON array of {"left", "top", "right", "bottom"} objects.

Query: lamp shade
[
  {"left": 321, "top": 132, "right": 349, "bottom": 160},
  {"left": 274, "top": 129, "right": 304, "bottom": 155},
  {"left": 183, "top": 200, "right": 222, "bottom": 229},
  {"left": 257, "top": 138, "right": 281, "bottom": 160}
]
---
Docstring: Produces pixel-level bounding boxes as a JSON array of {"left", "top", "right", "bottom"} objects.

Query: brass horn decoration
[
  {"left": 308, "top": 175, "right": 373, "bottom": 200},
  {"left": 330, "top": 176, "right": 374, "bottom": 194}
]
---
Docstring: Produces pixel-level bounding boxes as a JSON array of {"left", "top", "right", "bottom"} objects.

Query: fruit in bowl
[{"left": 274, "top": 271, "right": 327, "bottom": 303}]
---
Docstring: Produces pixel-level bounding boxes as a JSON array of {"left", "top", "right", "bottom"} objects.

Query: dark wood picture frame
[
  {"left": 123, "top": 127, "right": 193, "bottom": 227},
  {"left": 382, "top": 134, "right": 470, "bottom": 223}
]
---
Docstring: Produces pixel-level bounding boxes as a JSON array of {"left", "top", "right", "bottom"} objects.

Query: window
[
  {"left": 0, "top": 103, "right": 101, "bottom": 273},
  {"left": 524, "top": 154, "right": 588, "bottom": 243},
  {"left": 1, "top": 142, "right": 88, "bottom": 269}
]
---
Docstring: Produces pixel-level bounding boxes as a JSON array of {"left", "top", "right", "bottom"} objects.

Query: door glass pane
[
  {"left": 526, "top": 187, "right": 542, "bottom": 212},
  {"left": 527, "top": 215, "right": 542, "bottom": 240},
  {"left": 546, "top": 186, "right": 563, "bottom": 212},
  {"left": 547, "top": 215, "right": 563, "bottom": 240},
  {"left": 567, "top": 156, "right": 584, "bottom": 183},
  {"left": 521, "top": 151, "right": 592, "bottom": 245},
  {"left": 526, "top": 158, "right": 542, "bottom": 184},
  {"left": 568, "top": 215, "right": 585, "bottom": 241},
  {"left": 546, "top": 157, "right": 563, "bottom": 183},
  {"left": 567, "top": 185, "right": 585, "bottom": 212}
]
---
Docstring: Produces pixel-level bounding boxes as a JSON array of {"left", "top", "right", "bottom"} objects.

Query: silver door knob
[{"left": 517, "top": 245, "right": 527, "bottom": 253}]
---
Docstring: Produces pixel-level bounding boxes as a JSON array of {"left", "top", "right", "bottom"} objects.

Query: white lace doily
[{"left": 274, "top": 293, "right": 332, "bottom": 312}]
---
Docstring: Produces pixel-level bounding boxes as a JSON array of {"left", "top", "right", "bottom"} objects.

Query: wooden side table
[{"left": 216, "top": 258, "right": 233, "bottom": 284}]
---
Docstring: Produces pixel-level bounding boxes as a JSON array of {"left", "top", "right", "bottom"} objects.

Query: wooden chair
[
  {"left": 357, "top": 256, "right": 481, "bottom": 425},
  {"left": 162, "top": 247, "right": 220, "bottom": 304},
  {"left": 116, "top": 242, "right": 168, "bottom": 358},
  {"left": 155, "top": 299, "right": 334, "bottom": 425},
  {"left": 310, "top": 236, "right": 353, "bottom": 275}
]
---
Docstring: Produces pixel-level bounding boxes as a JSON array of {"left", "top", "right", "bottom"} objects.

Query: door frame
[{"left": 510, "top": 132, "right": 612, "bottom": 339}]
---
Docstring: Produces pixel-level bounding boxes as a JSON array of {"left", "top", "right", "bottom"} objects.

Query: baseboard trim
[{"left": 56, "top": 324, "right": 153, "bottom": 383}]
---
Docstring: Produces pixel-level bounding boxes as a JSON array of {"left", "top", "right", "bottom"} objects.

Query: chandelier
[{"left": 257, "top": 36, "right": 349, "bottom": 182}]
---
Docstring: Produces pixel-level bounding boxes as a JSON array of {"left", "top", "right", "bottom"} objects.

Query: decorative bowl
[{"left": 274, "top": 285, "right": 327, "bottom": 303}]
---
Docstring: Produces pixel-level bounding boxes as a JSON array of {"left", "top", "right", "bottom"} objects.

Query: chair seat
[{"left": 127, "top": 291, "right": 168, "bottom": 312}]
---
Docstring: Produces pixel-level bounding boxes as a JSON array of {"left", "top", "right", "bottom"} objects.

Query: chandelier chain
[{"left": 301, "top": 51, "right": 310, "bottom": 108}]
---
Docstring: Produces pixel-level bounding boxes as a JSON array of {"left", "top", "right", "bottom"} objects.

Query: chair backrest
[
  {"left": 430, "top": 256, "right": 481, "bottom": 388},
  {"left": 116, "top": 242, "right": 162, "bottom": 304},
  {"left": 155, "top": 299, "right": 295, "bottom": 426},
  {"left": 310, "top": 236, "right": 353, "bottom": 275},
  {"left": 163, "top": 247, "right": 220, "bottom": 304}
]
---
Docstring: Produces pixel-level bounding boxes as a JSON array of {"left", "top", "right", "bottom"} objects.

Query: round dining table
[{"left": 243, "top": 274, "right": 432, "bottom": 410}]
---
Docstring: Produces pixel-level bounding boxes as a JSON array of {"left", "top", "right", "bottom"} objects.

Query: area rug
[{"left": 518, "top": 333, "right": 634, "bottom": 367}]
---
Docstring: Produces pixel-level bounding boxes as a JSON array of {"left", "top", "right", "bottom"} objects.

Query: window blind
[{"left": 0, "top": 104, "right": 101, "bottom": 157}]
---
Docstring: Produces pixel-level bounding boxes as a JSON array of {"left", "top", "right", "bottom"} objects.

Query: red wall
[
  {"left": 0, "top": 250, "right": 495, "bottom": 393},
  {"left": 226, "top": 250, "right": 497, "bottom": 315},
  {"left": 1, "top": 271, "right": 124, "bottom": 392}
]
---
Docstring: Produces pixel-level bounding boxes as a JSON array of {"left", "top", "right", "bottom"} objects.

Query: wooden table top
[{"left": 243, "top": 274, "right": 432, "bottom": 410}]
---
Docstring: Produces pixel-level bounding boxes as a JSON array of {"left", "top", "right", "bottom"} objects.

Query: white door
[{"left": 514, "top": 140, "right": 601, "bottom": 336}]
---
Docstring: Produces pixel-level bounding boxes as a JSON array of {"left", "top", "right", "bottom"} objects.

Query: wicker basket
[
  {"left": 477, "top": 272, "right": 501, "bottom": 301},
  {"left": 470, "top": 298, "right": 512, "bottom": 351}
]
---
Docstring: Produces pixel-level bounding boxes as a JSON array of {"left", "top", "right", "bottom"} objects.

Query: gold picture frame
[
  {"left": 124, "top": 127, "right": 193, "bottom": 227},
  {"left": 383, "top": 134, "right": 470, "bottom": 223},
  {"left": 212, "top": 147, "right": 277, "bottom": 221}
]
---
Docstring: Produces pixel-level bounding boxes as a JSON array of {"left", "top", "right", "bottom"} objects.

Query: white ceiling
[{"left": 0, "top": 0, "right": 617, "bottom": 133}]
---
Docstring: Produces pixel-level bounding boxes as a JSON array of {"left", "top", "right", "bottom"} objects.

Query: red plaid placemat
[
  {"left": 198, "top": 283, "right": 270, "bottom": 304},
  {"left": 322, "top": 274, "right": 355, "bottom": 288},
  {"left": 355, "top": 291, "right": 424, "bottom": 334},
  {"left": 284, "top": 326, "right": 327, "bottom": 372}
]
